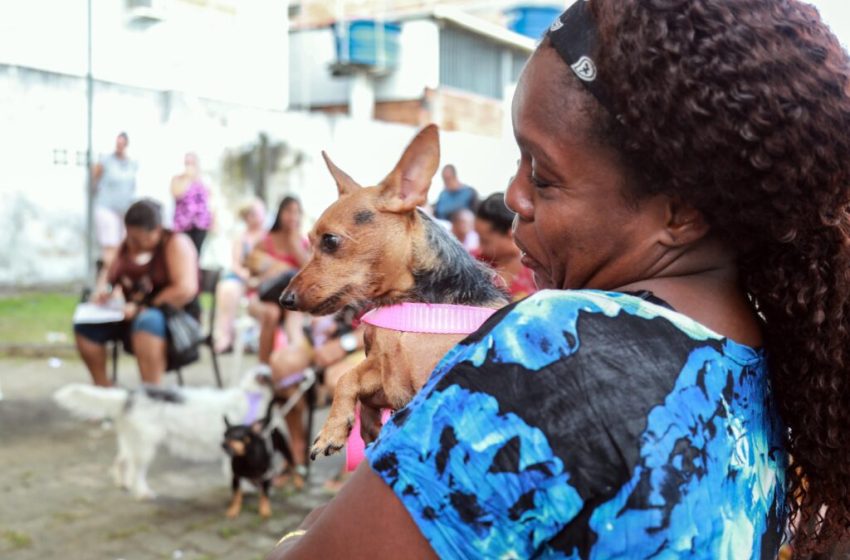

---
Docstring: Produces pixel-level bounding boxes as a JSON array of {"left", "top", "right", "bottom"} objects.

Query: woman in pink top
[
  {"left": 247, "top": 196, "right": 310, "bottom": 368},
  {"left": 171, "top": 152, "right": 213, "bottom": 253}
]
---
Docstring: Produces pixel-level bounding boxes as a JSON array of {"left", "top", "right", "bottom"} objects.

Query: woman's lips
[{"left": 514, "top": 238, "right": 540, "bottom": 270}]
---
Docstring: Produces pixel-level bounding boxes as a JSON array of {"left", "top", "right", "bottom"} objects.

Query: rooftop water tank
[
  {"left": 332, "top": 20, "right": 401, "bottom": 75},
  {"left": 505, "top": 5, "right": 562, "bottom": 39}
]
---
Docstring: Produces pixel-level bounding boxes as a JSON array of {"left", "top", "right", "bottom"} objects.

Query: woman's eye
[
  {"left": 320, "top": 234, "right": 340, "bottom": 253},
  {"left": 530, "top": 174, "right": 553, "bottom": 189}
]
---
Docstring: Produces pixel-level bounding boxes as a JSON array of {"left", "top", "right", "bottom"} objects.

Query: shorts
[
  {"left": 74, "top": 307, "right": 168, "bottom": 351},
  {"left": 95, "top": 206, "right": 125, "bottom": 248}
]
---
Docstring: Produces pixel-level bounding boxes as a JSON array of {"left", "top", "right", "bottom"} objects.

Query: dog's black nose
[{"left": 279, "top": 290, "right": 297, "bottom": 310}]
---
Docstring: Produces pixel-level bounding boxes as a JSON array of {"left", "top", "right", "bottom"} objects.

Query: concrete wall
[
  {"left": 0, "top": 66, "right": 520, "bottom": 287},
  {"left": 0, "top": 0, "right": 289, "bottom": 110}
]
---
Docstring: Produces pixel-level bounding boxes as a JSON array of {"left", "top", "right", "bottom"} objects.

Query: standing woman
[
  {"left": 269, "top": 0, "right": 850, "bottom": 558},
  {"left": 171, "top": 152, "right": 213, "bottom": 254},
  {"left": 92, "top": 131, "right": 137, "bottom": 281}
]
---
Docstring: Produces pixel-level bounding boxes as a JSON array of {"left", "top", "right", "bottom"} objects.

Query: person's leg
[
  {"left": 75, "top": 332, "right": 110, "bottom": 386},
  {"left": 186, "top": 227, "right": 207, "bottom": 254},
  {"left": 257, "top": 302, "right": 282, "bottom": 365},
  {"left": 270, "top": 344, "right": 313, "bottom": 388},
  {"left": 131, "top": 308, "right": 168, "bottom": 384},
  {"left": 213, "top": 278, "right": 243, "bottom": 352},
  {"left": 270, "top": 342, "right": 313, "bottom": 488}
]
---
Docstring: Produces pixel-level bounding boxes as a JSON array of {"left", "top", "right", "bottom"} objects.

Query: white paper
[{"left": 72, "top": 302, "right": 125, "bottom": 324}]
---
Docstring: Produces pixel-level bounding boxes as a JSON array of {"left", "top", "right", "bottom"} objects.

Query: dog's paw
[
  {"left": 310, "top": 415, "right": 355, "bottom": 460},
  {"left": 258, "top": 500, "right": 271, "bottom": 518},
  {"left": 309, "top": 431, "right": 347, "bottom": 460},
  {"left": 226, "top": 505, "right": 241, "bottom": 519},
  {"left": 110, "top": 469, "right": 127, "bottom": 489}
]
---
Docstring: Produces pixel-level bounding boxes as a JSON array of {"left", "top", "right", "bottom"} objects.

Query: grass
[
  {"left": 2, "top": 530, "right": 33, "bottom": 549},
  {"left": 217, "top": 526, "right": 241, "bottom": 539},
  {"left": 0, "top": 292, "right": 213, "bottom": 347},
  {"left": 0, "top": 292, "right": 78, "bottom": 346}
]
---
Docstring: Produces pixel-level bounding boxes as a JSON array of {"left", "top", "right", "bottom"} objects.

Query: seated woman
[
  {"left": 269, "top": 310, "right": 366, "bottom": 490},
  {"left": 212, "top": 197, "right": 267, "bottom": 353},
  {"left": 75, "top": 199, "right": 199, "bottom": 386},
  {"left": 474, "top": 192, "right": 536, "bottom": 301},
  {"left": 269, "top": 0, "right": 850, "bottom": 558},
  {"left": 246, "top": 196, "right": 310, "bottom": 371}
]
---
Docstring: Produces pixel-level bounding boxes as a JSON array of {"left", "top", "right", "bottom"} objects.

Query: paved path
[{"left": 0, "top": 354, "right": 342, "bottom": 560}]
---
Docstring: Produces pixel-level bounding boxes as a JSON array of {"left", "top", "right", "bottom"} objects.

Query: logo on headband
[
  {"left": 571, "top": 56, "right": 597, "bottom": 81},
  {"left": 549, "top": 17, "right": 564, "bottom": 32}
]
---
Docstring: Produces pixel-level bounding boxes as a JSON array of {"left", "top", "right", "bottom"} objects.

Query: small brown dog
[{"left": 280, "top": 124, "right": 508, "bottom": 459}]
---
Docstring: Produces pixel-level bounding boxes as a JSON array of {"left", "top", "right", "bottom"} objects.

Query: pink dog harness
[
  {"left": 346, "top": 303, "right": 497, "bottom": 471},
  {"left": 360, "top": 302, "right": 497, "bottom": 334}
]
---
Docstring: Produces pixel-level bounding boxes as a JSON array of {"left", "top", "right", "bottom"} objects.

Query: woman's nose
[{"left": 505, "top": 174, "right": 533, "bottom": 221}]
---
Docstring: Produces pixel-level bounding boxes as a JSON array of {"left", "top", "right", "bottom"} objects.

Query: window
[
  {"left": 440, "top": 26, "right": 503, "bottom": 99},
  {"left": 439, "top": 25, "right": 530, "bottom": 100}
]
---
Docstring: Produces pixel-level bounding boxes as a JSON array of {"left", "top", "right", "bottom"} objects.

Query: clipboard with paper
[{"left": 72, "top": 301, "right": 125, "bottom": 324}]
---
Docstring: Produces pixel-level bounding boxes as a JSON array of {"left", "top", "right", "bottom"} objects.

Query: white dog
[{"left": 53, "top": 373, "right": 274, "bottom": 500}]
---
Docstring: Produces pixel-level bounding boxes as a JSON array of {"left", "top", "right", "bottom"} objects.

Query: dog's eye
[{"left": 320, "top": 234, "right": 341, "bottom": 254}]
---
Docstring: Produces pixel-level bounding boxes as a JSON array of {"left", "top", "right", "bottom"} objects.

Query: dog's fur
[
  {"left": 221, "top": 398, "right": 296, "bottom": 518},
  {"left": 280, "top": 124, "right": 508, "bottom": 459},
  {"left": 222, "top": 418, "right": 273, "bottom": 518},
  {"left": 53, "top": 374, "right": 273, "bottom": 500}
]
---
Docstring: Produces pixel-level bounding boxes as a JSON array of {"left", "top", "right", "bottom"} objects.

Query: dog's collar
[{"left": 360, "top": 303, "right": 497, "bottom": 334}]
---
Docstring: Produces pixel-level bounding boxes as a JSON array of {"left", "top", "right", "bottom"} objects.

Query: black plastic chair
[
  {"left": 110, "top": 267, "right": 223, "bottom": 388},
  {"left": 199, "top": 267, "right": 224, "bottom": 388}
]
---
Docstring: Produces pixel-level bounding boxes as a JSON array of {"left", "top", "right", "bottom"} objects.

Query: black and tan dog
[
  {"left": 222, "top": 403, "right": 294, "bottom": 518},
  {"left": 280, "top": 124, "right": 508, "bottom": 459}
]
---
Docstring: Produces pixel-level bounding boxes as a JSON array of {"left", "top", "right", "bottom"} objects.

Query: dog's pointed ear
[
  {"left": 322, "top": 151, "right": 361, "bottom": 197},
  {"left": 223, "top": 415, "right": 231, "bottom": 429},
  {"left": 378, "top": 124, "right": 440, "bottom": 214}
]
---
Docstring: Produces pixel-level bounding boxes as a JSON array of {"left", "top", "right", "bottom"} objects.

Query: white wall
[
  {"left": 289, "top": 28, "right": 352, "bottom": 107},
  {"left": 0, "top": 0, "right": 289, "bottom": 110},
  {"left": 0, "top": 66, "right": 520, "bottom": 287},
  {"left": 375, "top": 19, "right": 440, "bottom": 100}
]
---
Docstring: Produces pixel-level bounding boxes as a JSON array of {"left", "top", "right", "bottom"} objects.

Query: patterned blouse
[
  {"left": 366, "top": 290, "right": 786, "bottom": 559},
  {"left": 173, "top": 180, "right": 212, "bottom": 232}
]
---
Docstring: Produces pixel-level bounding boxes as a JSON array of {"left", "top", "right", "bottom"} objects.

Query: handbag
[
  {"left": 257, "top": 269, "right": 298, "bottom": 303},
  {"left": 161, "top": 304, "right": 204, "bottom": 369}
]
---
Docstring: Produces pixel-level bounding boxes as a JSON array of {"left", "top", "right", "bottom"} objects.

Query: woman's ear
[{"left": 661, "top": 197, "right": 710, "bottom": 247}]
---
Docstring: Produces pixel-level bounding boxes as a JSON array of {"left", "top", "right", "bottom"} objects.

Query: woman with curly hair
[{"left": 268, "top": 1, "right": 850, "bottom": 558}]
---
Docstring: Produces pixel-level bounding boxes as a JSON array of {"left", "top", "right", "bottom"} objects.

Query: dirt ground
[{"left": 0, "top": 353, "right": 342, "bottom": 560}]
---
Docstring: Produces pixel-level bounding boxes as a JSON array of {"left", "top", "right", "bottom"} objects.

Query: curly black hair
[{"left": 555, "top": 0, "right": 850, "bottom": 554}]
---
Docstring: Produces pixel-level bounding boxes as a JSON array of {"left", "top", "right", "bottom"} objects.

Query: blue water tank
[
  {"left": 506, "top": 5, "right": 562, "bottom": 39},
  {"left": 333, "top": 20, "right": 401, "bottom": 69}
]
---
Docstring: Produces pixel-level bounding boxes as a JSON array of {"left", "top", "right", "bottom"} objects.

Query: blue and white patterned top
[{"left": 366, "top": 290, "right": 787, "bottom": 559}]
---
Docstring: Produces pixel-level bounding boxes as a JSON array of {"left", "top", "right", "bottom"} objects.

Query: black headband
[{"left": 547, "top": 0, "right": 613, "bottom": 112}]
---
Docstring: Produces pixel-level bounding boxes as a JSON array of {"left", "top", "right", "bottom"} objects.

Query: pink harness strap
[{"left": 360, "top": 302, "right": 497, "bottom": 334}]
